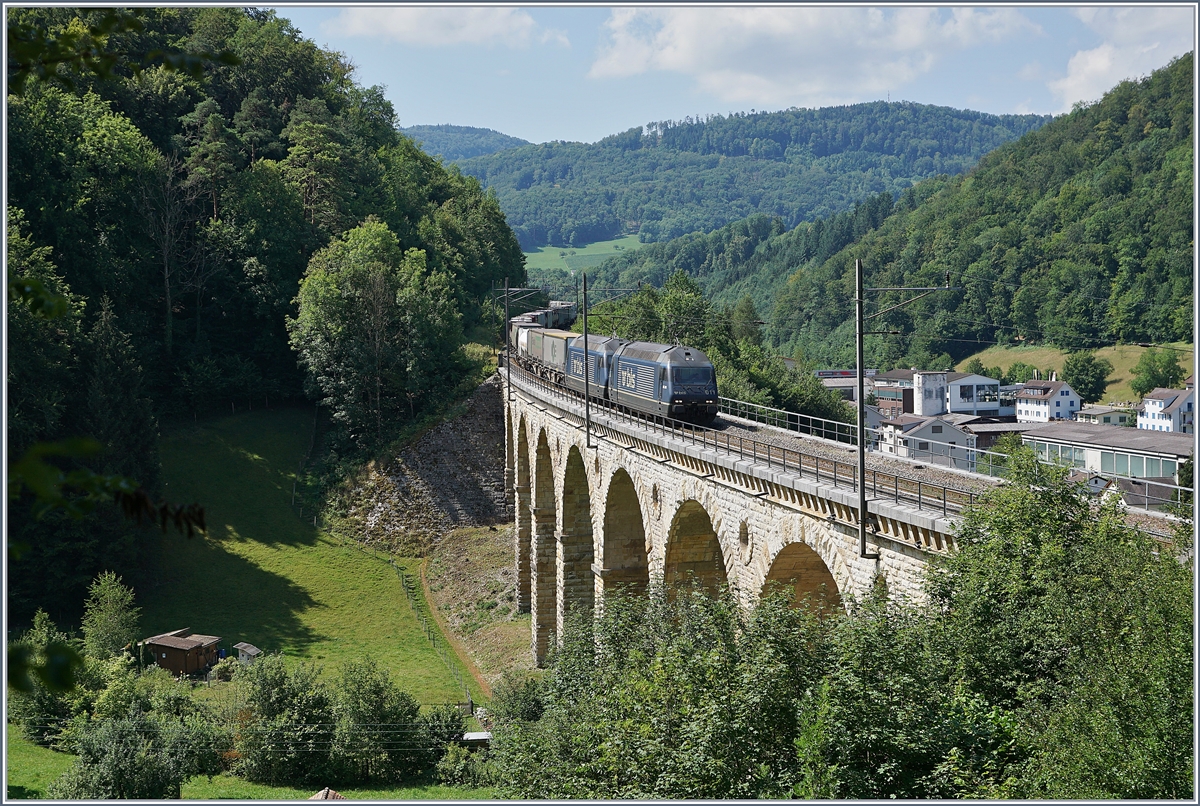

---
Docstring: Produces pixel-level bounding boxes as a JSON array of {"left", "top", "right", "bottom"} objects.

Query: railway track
[{"left": 505, "top": 360, "right": 991, "bottom": 518}]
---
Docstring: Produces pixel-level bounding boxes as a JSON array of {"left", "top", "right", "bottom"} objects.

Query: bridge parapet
[{"left": 503, "top": 364, "right": 965, "bottom": 663}]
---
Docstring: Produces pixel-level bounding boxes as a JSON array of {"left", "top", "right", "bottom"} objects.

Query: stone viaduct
[{"left": 502, "top": 366, "right": 965, "bottom": 664}]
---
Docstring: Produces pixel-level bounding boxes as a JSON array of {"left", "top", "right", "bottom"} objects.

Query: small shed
[
  {"left": 233, "top": 641, "right": 262, "bottom": 665},
  {"left": 461, "top": 731, "right": 492, "bottom": 749},
  {"left": 142, "top": 628, "right": 221, "bottom": 675}
]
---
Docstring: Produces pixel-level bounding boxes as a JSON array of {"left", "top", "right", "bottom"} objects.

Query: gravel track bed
[
  {"left": 709, "top": 415, "right": 1001, "bottom": 496},
  {"left": 513, "top": 369, "right": 1178, "bottom": 539},
  {"left": 711, "top": 415, "right": 1179, "bottom": 537}
]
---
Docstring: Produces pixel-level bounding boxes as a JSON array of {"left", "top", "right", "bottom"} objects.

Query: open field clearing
[
  {"left": 523, "top": 234, "right": 643, "bottom": 273},
  {"left": 955, "top": 342, "right": 1194, "bottom": 404},
  {"left": 180, "top": 774, "right": 495, "bottom": 799}
]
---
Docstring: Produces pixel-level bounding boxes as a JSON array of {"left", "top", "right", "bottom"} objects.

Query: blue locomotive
[{"left": 509, "top": 302, "right": 719, "bottom": 425}]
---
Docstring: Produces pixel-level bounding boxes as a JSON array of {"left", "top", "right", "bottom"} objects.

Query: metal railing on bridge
[
  {"left": 507, "top": 363, "right": 980, "bottom": 519},
  {"left": 719, "top": 397, "right": 857, "bottom": 444},
  {"left": 505, "top": 361, "right": 1195, "bottom": 525}
]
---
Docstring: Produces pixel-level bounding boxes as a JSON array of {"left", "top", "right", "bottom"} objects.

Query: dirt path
[
  {"left": 420, "top": 558, "right": 493, "bottom": 699},
  {"left": 423, "top": 526, "right": 537, "bottom": 688}
]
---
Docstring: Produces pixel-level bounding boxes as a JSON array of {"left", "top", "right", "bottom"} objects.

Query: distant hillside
[
  {"left": 583, "top": 53, "right": 1194, "bottom": 373},
  {"left": 459, "top": 103, "right": 1051, "bottom": 249},
  {"left": 403, "top": 124, "right": 530, "bottom": 161}
]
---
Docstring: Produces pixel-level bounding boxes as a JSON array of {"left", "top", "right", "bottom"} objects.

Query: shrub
[
  {"left": 421, "top": 703, "right": 466, "bottom": 766},
  {"left": 212, "top": 656, "right": 240, "bottom": 682},
  {"left": 437, "top": 743, "right": 492, "bottom": 787},
  {"left": 330, "top": 657, "right": 424, "bottom": 783},
  {"left": 231, "top": 653, "right": 336, "bottom": 787},
  {"left": 47, "top": 713, "right": 223, "bottom": 799},
  {"left": 7, "top": 611, "right": 89, "bottom": 746},
  {"left": 487, "top": 672, "right": 544, "bottom": 724}
]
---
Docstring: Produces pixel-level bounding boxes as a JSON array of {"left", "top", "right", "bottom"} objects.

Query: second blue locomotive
[{"left": 508, "top": 302, "right": 719, "bottom": 425}]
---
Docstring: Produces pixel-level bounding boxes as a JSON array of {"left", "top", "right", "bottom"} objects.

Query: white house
[
  {"left": 877, "top": 414, "right": 977, "bottom": 471},
  {"left": 1076, "top": 403, "right": 1135, "bottom": 426},
  {"left": 874, "top": 369, "right": 1011, "bottom": 418},
  {"left": 1015, "top": 380, "right": 1081, "bottom": 423},
  {"left": 1137, "top": 387, "right": 1194, "bottom": 434},
  {"left": 944, "top": 372, "right": 1013, "bottom": 417}
]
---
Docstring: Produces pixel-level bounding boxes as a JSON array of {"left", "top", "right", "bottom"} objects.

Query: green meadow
[
  {"left": 5, "top": 733, "right": 75, "bottom": 800},
  {"left": 141, "top": 405, "right": 484, "bottom": 705},
  {"left": 522, "top": 234, "right": 643, "bottom": 274},
  {"left": 180, "top": 774, "right": 495, "bottom": 800},
  {"left": 5, "top": 732, "right": 492, "bottom": 800}
]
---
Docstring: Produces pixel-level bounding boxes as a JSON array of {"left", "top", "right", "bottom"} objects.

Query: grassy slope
[
  {"left": 425, "top": 525, "right": 537, "bottom": 686},
  {"left": 8, "top": 398, "right": 503, "bottom": 800},
  {"left": 954, "top": 343, "right": 1195, "bottom": 405},
  {"left": 140, "top": 405, "right": 483, "bottom": 705},
  {"left": 5, "top": 732, "right": 74, "bottom": 800}
]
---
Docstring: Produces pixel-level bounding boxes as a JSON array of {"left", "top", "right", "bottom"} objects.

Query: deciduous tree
[
  {"left": 288, "top": 218, "right": 462, "bottom": 445},
  {"left": 1130, "top": 347, "right": 1185, "bottom": 397},
  {"left": 1061, "top": 351, "right": 1113, "bottom": 403},
  {"left": 81, "top": 571, "right": 140, "bottom": 661}
]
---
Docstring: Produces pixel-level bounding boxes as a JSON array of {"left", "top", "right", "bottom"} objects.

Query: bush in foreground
[{"left": 488, "top": 450, "right": 1192, "bottom": 799}]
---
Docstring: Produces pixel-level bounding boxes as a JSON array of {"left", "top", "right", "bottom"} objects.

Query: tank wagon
[{"left": 508, "top": 301, "right": 718, "bottom": 425}]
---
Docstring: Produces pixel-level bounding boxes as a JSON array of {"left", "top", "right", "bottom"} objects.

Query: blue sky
[{"left": 273, "top": 5, "right": 1196, "bottom": 145}]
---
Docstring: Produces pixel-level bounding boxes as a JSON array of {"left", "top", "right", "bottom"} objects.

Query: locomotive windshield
[{"left": 673, "top": 367, "right": 713, "bottom": 384}]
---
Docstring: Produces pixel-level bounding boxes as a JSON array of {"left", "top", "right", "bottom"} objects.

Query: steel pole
[
  {"left": 857, "top": 258, "right": 879, "bottom": 560},
  {"left": 583, "top": 273, "right": 592, "bottom": 448},
  {"left": 505, "top": 278, "right": 511, "bottom": 402}
]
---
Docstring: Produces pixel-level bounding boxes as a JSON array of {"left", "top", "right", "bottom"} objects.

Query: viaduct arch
[{"left": 505, "top": 372, "right": 958, "bottom": 664}]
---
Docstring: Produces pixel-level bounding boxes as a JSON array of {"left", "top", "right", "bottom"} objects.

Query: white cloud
[
  {"left": 323, "top": 7, "right": 567, "bottom": 49},
  {"left": 1048, "top": 7, "right": 1194, "bottom": 111},
  {"left": 588, "top": 7, "right": 1039, "bottom": 107}
]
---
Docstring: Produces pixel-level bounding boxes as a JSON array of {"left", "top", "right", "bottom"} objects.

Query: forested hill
[
  {"left": 7, "top": 7, "right": 524, "bottom": 622},
  {"left": 457, "top": 103, "right": 1051, "bottom": 249},
  {"left": 585, "top": 53, "right": 1194, "bottom": 373},
  {"left": 402, "top": 124, "right": 531, "bottom": 161}
]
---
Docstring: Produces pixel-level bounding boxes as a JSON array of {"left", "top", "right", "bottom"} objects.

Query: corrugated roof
[
  {"left": 308, "top": 788, "right": 346, "bottom": 800},
  {"left": 1023, "top": 421, "right": 1194, "bottom": 456},
  {"left": 146, "top": 635, "right": 201, "bottom": 650},
  {"left": 144, "top": 630, "right": 220, "bottom": 651},
  {"left": 963, "top": 422, "right": 1040, "bottom": 434}
]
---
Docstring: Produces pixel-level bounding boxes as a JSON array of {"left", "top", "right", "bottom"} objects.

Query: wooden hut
[{"left": 142, "top": 629, "right": 221, "bottom": 675}]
